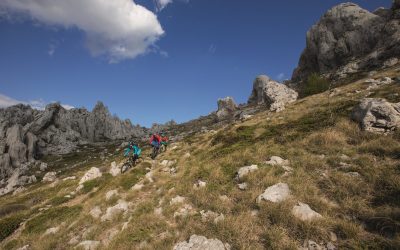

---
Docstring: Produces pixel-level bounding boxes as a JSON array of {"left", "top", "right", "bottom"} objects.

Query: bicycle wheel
[
  {"left": 121, "top": 163, "right": 130, "bottom": 174},
  {"left": 151, "top": 147, "right": 158, "bottom": 159}
]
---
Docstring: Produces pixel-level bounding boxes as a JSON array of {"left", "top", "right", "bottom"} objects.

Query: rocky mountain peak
[{"left": 292, "top": 1, "right": 399, "bottom": 83}]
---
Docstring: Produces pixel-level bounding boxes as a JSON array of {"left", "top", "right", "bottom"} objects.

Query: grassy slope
[{"left": 0, "top": 67, "right": 399, "bottom": 249}]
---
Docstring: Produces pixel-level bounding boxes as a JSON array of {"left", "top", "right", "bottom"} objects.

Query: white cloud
[
  {"left": 0, "top": 93, "right": 20, "bottom": 108},
  {"left": 155, "top": 0, "right": 173, "bottom": 11},
  {"left": 0, "top": 92, "right": 74, "bottom": 110},
  {"left": 277, "top": 73, "right": 285, "bottom": 81},
  {"left": 0, "top": 0, "right": 164, "bottom": 62}
]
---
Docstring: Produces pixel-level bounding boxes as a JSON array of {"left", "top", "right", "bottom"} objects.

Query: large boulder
[
  {"left": 173, "top": 235, "right": 230, "bottom": 250},
  {"left": 292, "top": 2, "right": 400, "bottom": 82},
  {"left": 216, "top": 97, "right": 238, "bottom": 120},
  {"left": 351, "top": 98, "right": 400, "bottom": 133},
  {"left": 248, "top": 75, "right": 298, "bottom": 112}
]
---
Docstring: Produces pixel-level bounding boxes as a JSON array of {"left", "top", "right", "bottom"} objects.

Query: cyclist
[
  {"left": 149, "top": 133, "right": 161, "bottom": 149},
  {"left": 124, "top": 141, "right": 141, "bottom": 163},
  {"left": 149, "top": 133, "right": 161, "bottom": 158},
  {"left": 160, "top": 132, "right": 169, "bottom": 151}
]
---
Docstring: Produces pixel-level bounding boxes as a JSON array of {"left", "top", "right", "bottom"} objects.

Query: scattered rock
[
  {"left": 173, "top": 235, "right": 230, "bottom": 250},
  {"left": 219, "top": 195, "right": 230, "bottom": 202},
  {"left": 154, "top": 207, "right": 163, "bottom": 216},
  {"left": 79, "top": 167, "right": 102, "bottom": 185},
  {"left": 76, "top": 240, "right": 100, "bottom": 250},
  {"left": 42, "top": 172, "right": 57, "bottom": 182},
  {"left": 351, "top": 98, "right": 400, "bottom": 133},
  {"left": 105, "top": 190, "right": 118, "bottom": 201},
  {"left": 329, "top": 232, "right": 338, "bottom": 242},
  {"left": 238, "top": 182, "right": 248, "bottom": 190},
  {"left": 44, "top": 226, "right": 59, "bottom": 236},
  {"left": 170, "top": 196, "right": 186, "bottom": 205},
  {"left": 184, "top": 152, "right": 191, "bottom": 158},
  {"left": 193, "top": 180, "right": 207, "bottom": 189},
  {"left": 327, "top": 242, "right": 336, "bottom": 250},
  {"left": 90, "top": 206, "right": 102, "bottom": 219},
  {"left": 63, "top": 176, "right": 76, "bottom": 181},
  {"left": 16, "top": 245, "right": 30, "bottom": 250},
  {"left": 236, "top": 164, "right": 258, "bottom": 180},
  {"left": 101, "top": 200, "right": 129, "bottom": 222},
  {"left": 109, "top": 161, "right": 120, "bottom": 177},
  {"left": 132, "top": 183, "right": 144, "bottom": 191},
  {"left": 145, "top": 171, "right": 154, "bottom": 183},
  {"left": 257, "top": 183, "right": 291, "bottom": 203},
  {"left": 160, "top": 160, "right": 176, "bottom": 168},
  {"left": 39, "top": 162, "right": 48, "bottom": 171},
  {"left": 265, "top": 156, "right": 289, "bottom": 166},
  {"left": 345, "top": 172, "right": 361, "bottom": 178},
  {"left": 292, "top": 202, "right": 323, "bottom": 221},
  {"left": 200, "top": 210, "right": 225, "bottom": 224},
  {"left": 174, "top": 204, "right": 196, "bottom": 218}
]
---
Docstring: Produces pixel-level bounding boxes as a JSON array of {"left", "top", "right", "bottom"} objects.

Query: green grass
[
  {"left": 24, "top": 206, "right": 82, "bottom": 234},
  {"left": 0, "top": 213, "right": 25, "bottom": 241}
]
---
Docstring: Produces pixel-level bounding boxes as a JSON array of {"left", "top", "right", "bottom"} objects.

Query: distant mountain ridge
[{"left": 0, "top": 101, "right": 146, "bottom": 180}]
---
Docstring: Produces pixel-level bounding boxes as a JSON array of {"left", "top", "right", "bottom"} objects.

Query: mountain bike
[
  {"left": 121, "top": 155, "right": 138, "bottom": 174},
  {"left": 151, "top": 146, "right": 161, "bottom": 159}
]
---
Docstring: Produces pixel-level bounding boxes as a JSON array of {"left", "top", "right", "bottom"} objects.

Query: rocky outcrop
[
  {"left": 292, "top": 2, "right": 400, "bottom": 82},
  {"left": 351, "top": 98, "right": 400, "bottom": 133},
  {"left": 248, "top": 75, "right": 298, "bottom": 112},
  {"left": 216, "top": 97, "right": 238, "bottom": 120},
  {"left": 0, "top": 101, "right": 145, "bottom": 181}
]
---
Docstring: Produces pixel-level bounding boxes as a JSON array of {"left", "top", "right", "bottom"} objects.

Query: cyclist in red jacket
[{"left": 149, "top": 133, "right": 161, "bottom": 149}]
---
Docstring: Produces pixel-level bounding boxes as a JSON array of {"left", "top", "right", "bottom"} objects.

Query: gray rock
[
  {"left": 292, "top": 202, "right": 322, "bottom": 221},
  {"left": 248, "top": 75, "right": 298, "bottom": 111},
  {"left": 257, "top": 183, "right": 291, "bottom": 203},
  {"left": 6, "top": 124, "right": 27, "bottom": 167},
  {"left": 173, "top": 235, "right": 230, "bottom": 250},
  {"left": 76, "top": 240, "right": 100, "bottom": 250},
  {"left": 351, "top": 98, "right": 400, "bottom": 133},
  {"left": 236, "top": 164, "right": 258, "bottom": 180},
  {"left": 216, "top": 97, "right": 238, "bottom": 120},
  {"left": 238, "top": 182, "right": 248, "bottom": 190},
  {"left": 0, "top": 101, "right": 146, "bottom": 181},
  {"left": 292, "top": 2, "right": 400, "bottom": 82},
  {"left": 42, "top": 172, "right": 57, "bottom": 182}
]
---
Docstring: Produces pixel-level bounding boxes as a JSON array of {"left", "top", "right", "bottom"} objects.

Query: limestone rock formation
[
  {"left": 216, "top": 97, "right": 238, "bottom": 120},
  {"left": 248, "top": 75, "right": 298, "bottom": 112},
  {"left": 292, "top": 2, "right": 400, "bottom": 82},
  {"left": 351, "top": 98, "right": 400, "bottom": 133},
  {"left": 0, "top": 101, "right": 145, "bottom": 181},
  {"left": 292, "top": 202, "right": 322, "bottom": 221}
]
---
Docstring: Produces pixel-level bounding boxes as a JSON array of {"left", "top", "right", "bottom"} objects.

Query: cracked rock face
[
  {"left": 248, "top": 75, "right": 298, "bottom": 112},
  {"left": 351, "top": 98, "right": 400, "bottom": 133},
  {"left": 292, "top": 2, "right": 400, "bottom": 82},
  {"left": 216, "top": 97, "right": 238, "bottom": 120},
  {"left": 257, "top": 183, "right": 291, "bottom": 203},
  {"left": 0, "top": 102, "right": 146, "bottom": 181}
]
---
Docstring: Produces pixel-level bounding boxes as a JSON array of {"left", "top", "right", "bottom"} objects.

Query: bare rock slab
[{"left": 257, "top": 183, "right": 290, "bottom": 203}]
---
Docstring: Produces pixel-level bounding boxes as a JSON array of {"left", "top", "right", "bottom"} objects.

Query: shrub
[
  {"left": 302, "top": 73, "right": 330, "bottom": 97},
  {"left": 0, "top": 214, "right": 24, "bottom": 241}
]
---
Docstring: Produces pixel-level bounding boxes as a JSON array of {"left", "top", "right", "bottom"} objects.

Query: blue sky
[{"left": 0, "top": 0, "right": 391, "bottom": 127}]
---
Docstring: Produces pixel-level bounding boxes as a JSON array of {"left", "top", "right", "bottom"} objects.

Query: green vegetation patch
[
  {"left": 0, "top": 213, "right": 25, "bottom": 241},
  {"left": 119, "top": 167, "right": 147, "bottom": 190},
  {"left": 301, "top": 73, "right": 330, "bottom": 97},
  {"left": 24, "top": 205, "right": 82, "bottom": 234},
  {"left": 48, "top": 196, "right": 70, "bottom": 206}
]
